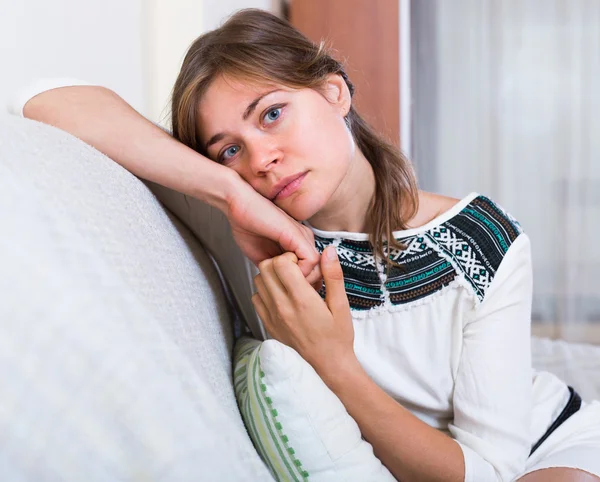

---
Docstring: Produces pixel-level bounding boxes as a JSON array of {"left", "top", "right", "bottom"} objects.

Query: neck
[{"left": 307, "top": 148, "right": 376, "bottom": 233}]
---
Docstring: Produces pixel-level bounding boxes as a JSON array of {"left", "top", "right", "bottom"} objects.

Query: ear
[{"left": 323, "top": 73, "right": 352, "bottom": 118}]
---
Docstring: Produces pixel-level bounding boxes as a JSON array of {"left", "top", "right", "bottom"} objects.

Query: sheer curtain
[{"left": 411, "top": 0, "right": 600, "bottom": 343}]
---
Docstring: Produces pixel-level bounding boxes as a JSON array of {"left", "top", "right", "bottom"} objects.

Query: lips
[{"left": 269, "top": 172, "right": 308, "bottom": 200}]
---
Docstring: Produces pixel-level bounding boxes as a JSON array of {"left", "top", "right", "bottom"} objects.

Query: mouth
[{"left": 270, "top": 172, "right": 308, "bottom": 201}]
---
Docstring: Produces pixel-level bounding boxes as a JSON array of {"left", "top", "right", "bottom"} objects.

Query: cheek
[
  {"left": 279, "top": 113, "right": 353, "bottom": 220},
  {"left": 220, "top": 153, "right": 254, "bottom": 185},
  {"left": 292, "top": 108, "right": 353, "bottom": 172}
]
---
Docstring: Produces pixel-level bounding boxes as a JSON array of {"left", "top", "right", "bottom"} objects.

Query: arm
[
  {"left": 14, "top": 81, "right": 321, "bottom": 281},
  {"left": 21, "top": 83, "right": 234, "bottom": 211},
  {"left": 448, "top": 233, "right": 533, "bottom": 481},
  {"left": 323, "top": 360, "right": 465, "bottom": 482}
]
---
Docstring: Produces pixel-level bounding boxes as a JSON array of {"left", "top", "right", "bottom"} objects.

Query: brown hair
[{"left": 171, "top": 8, "right": 419, "bottom": 269}]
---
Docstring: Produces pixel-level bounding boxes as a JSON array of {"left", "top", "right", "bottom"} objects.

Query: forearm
[
  {"left": 322, "top": 359, "right": 464, "bottom": 482},
  {"left": 23, "top": 85, "right": 236, "bottom": 211}
]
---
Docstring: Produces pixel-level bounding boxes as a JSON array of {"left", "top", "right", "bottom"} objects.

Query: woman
[{"left": 16, "top": 8, "right": 600, "bottom": 482}]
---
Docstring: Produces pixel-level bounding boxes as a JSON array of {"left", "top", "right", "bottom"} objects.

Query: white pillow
[{"left": 233, "top": 336, "right": 396, "bottom": 482}]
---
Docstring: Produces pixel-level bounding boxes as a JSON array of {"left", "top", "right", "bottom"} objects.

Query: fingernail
[{"left": 327, "top": 246, "right": 338, "bottom": 260}]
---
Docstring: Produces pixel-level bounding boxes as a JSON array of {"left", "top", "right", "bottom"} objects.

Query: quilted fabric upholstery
[{"left": 0, "top": 114, "right": 272, "bottom": 481}]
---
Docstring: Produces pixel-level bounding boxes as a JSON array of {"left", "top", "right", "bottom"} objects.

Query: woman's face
[{"left": 196, "top": 73, "right": 355, "bottom": 221}]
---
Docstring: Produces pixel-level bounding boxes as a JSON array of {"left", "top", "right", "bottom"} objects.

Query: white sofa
[{"left": 1, "top": 113, "right": 599, "bottom": 481}]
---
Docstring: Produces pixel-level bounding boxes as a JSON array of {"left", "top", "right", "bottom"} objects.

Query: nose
[{"left": 247, "top": 141, "right": 281, "bottom": 176}]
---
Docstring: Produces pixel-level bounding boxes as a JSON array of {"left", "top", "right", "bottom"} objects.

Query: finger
[
  {"left": 251, "top": 293, "right": 272, "bottom": 333},
  {"left": 271, "top": 253, "right": 326, "bottom": 305},
  {"left": 271, "top": 252, "right": 311, "bottom": 297},
  {"left": 253, "top": 273, "right": 275, "bottom": 312},
  {"left": 306, "top": 263, "right": 323, "bottom": 289},
  {"left": 278, "top": 223, "right": 320, "bottom": 279},
  {"left": 296, "top": 225, "right": 323, "bottom": 288},
  {"left": 277, "top": 251, "right": 298, "bottom": 265},
  {"left": 321, "top": 245, "right": 349, "bottom": 317},
  {"left": 310, "top": 274, "right": 323, "bottom": 293},
  {"left": 257, "top": 258, "right": 288, "bottom": 303}
]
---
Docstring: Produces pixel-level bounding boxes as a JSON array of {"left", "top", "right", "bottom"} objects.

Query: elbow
[
  {"left": 457, "top": 440, "right": 527, "bottom": 482},
  {"left": 23, "top": 85, "right": 115, "bottom": 124}
]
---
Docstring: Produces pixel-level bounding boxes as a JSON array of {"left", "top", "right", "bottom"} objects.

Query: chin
[{"left": 279, "top": 193, "right": 326, "bottom": 222}]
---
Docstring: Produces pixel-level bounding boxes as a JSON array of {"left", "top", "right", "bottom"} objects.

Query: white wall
[
  {"left": 1, "top": 0, "right": 277, "bottom": 123},
  {"left": 147, "top": 0, "right": 274, "bottom": 126},
  {"left": 0, "top": 0, "right": 146, "bottom": 115},
  {"left": 203, "top": 0, "right": 273, "bottom": 30},
  {"left": 144, "top": 0, "right": 204, "bottom": 125}
]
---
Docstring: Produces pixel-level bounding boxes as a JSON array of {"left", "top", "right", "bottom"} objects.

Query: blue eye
[
  {"left": 220, "top": 145, "right": 240, "bottom": 162},
  {"left": 264, "top": 107, "right": 282, "bottom": 124}
]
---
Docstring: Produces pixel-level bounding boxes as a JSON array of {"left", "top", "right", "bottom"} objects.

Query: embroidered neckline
[{"left": 310, "top": 193, "right": 523, "bottom": 314}]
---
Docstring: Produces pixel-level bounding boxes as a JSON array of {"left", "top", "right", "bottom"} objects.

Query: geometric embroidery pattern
[
  {"left": 435, "top": 195, "right": 522, "bottom": 300},
  {"left": 385, "top": 236, "right": 457, "bottom": 305},
  {"left": 313, "top": 195, "right": 523, "bottom": 311},
  {"left": 315, "top": 236, "right": 384, "bottom": 310}
]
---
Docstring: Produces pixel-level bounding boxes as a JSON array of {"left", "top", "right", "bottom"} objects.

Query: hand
[
  {"left": 226, "top": 179, "right": 323, "bottom": 290},
  {"left": 251, "top": 246, "right": 356, "bottom": 377}
]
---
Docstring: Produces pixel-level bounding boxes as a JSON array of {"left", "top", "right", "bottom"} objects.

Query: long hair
[{"left": 171, "top": 8, "right": 419, "bottom": 269}]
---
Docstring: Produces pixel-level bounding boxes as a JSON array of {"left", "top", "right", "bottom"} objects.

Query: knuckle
[
  {"left": 286, "top": 251, "right": 299, "bottom": 264},
  {"left": 258, "top": 259, "right": 269, "bottom": 272},
  {"left": 272, "top": 256, "right": 286, "bottom": 269},
  {"left": 294, "top": 297, "right": 310, "bottom": 312},
  {"left": 277, "top": 303, "right": 293, "bottom": 320}
]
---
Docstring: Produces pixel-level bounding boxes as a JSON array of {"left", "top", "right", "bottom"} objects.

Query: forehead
[
  {"left": 199, "top": 75, "right": 280, "bottom": 119},
  {"left": 197, "top": 74, "right": 303, "bottom": 147}
]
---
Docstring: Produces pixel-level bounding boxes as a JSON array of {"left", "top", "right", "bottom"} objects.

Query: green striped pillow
[{"left": 233, "top": 336, "right": 396, "bottom": 482}]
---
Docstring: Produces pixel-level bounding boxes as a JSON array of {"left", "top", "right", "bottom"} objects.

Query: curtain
[{"left": 411, "top": 0, "right": 600, "bottom": 343}]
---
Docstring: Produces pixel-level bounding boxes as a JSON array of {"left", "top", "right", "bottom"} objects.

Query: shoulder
[
  {"left": 456, "top": 193, "right": 523, "bottom": 248},
  {"left": 407, "top": 191, "right": 460, "bottom": 229},
  {"left": 414, "top": 190, "right": 524, "bottom": 247},
  {"left": 425, "top": 192, "right": 525, "bottom": 301}
]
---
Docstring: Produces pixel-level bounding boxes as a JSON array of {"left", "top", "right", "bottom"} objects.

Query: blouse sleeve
[
  {"left": 449, "top": 232, "right": 534, "bottom": 482},
  {"left": 6, "top": 78, "right": 93, "bottom": 117}
]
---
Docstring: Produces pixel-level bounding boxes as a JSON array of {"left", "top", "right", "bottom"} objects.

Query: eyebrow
[{"left": 204, "top": 89, "right": 281, "bottom": 152}]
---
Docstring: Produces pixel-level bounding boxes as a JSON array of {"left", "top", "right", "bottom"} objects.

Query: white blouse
[
  {"left": 305, "top": 192, "right": 570, "bottom": 482},
  {"left": 8, "top": 81, "right": 574, "bottom": 482}
]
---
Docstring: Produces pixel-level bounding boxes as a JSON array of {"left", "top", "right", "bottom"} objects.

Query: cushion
[{"left": 233, "top": 336, "right": 396, "bottom": 482}]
